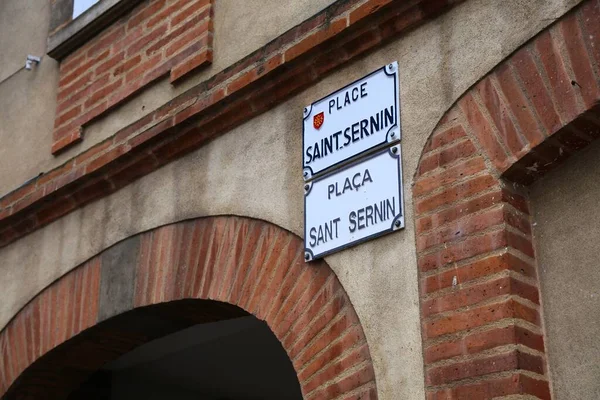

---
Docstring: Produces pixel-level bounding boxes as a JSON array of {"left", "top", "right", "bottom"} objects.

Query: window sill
[{"left": 48, "top": 0, "right": 144, "bottom": 60}]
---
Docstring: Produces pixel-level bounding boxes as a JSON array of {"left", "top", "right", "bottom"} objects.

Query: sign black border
[{"left": 304, "top": 145, "right": 405, "bottom": 261}]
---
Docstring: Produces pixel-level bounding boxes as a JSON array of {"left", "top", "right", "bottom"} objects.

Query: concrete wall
[
  {"left": 530, "top": 139, "right": 600, "bottom": 400},
  {"left": 0, "top": 0, "right": 59, "bottom": 195},
  {"left": 0, "top": 0, "right": 583, "bottom": 399},
  {"left": 0, "top": 0, "right": 336, "bottom": 196}
]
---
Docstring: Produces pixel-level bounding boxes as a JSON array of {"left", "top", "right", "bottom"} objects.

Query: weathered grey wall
[
  {"left": 530, "top": 139, "right": 600, "bottom": 400},
  {"left": 0, "top": 0, "right": 583, "bottom": 399},
  {"left": 0, "top": 0, "right": 59, "bottom": 195},
  {"left": 0, "top": 0, "right": 336, "bottom": 195}
]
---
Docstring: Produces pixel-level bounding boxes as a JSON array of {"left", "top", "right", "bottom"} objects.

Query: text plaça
[
  {"left": 328, "top": 169, "right": 373, "bottom": 199},
  {"left": 305, "top": 105, "right": 395, "bottom": 165},
  {"left": 328, "top": 82, "right": 368, "bottom": 114}
]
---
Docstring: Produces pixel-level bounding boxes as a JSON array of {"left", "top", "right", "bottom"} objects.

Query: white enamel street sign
[
  {"left": 304, "top": 145, "right": 404, "bottom": 261},
  {"left": 302, "top": 62, "right": 400, "bottom": 180}
]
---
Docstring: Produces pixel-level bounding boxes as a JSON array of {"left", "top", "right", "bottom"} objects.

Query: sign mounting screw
[
  {"left": 391, "top": 146, "right": 398, "bottom": 154},
  {"left": 394, "top": 220, "right": 401, "bottom": 228},
  {"left": 303, "top": 171, "right": 308, "bottom": 178},
  {"left": 304, "top": 184, "right": 310, "bottom": 191},
  {"left": 305, "top": 252, "right": 310, "bottom": 261}
]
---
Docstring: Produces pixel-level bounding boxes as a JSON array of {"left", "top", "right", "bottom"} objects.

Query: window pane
[{"left": 73, "top": 0, "right": 100, "bottom": 18}]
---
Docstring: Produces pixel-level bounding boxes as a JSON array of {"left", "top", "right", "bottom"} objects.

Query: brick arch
[
  {"left": 0, "top": 216, "right": 377, "bottom": 400},
  {"left": 414, "top": 1, "right": 599, "bottom": 399}
]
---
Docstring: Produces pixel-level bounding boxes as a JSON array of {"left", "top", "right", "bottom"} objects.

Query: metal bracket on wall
[{"left": 25, "top": 55, "right": 41, "bottom": 70}]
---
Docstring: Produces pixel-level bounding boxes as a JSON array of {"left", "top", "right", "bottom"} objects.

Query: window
[{"left": 73, "top": 0, "right": 100, "bottom": 18}]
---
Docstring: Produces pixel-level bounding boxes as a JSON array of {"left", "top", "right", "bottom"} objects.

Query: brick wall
[
  {"left": 52, "top": 0, "right": 214, "bottom": 154},
  {"left": 415, "top": 1, "right": 600, "bottom": 398},
  {"left": 0, "top": 216, "right": 377, "bottom": 399}
]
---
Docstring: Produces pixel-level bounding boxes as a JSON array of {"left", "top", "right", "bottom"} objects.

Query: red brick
[
  {"left": 165, "top": 23, "right": 210, "bottom": 57},
  {"left": 59, "top": 50, "right": 110, "bottom": 87},
  {"left": 127, "top": 23, "right": 168, "bottom": 56},
  {"left": 85, "top": 79, "right": 123, "bottom": 109},
  {"left": 460, "top": 93, "right": 511, "bottom": 172},
  {"left": 422, "top": 253, "right": 536, "bottom": 294},
  {"left": 170, "top": 0, "right": 210, "bottom": 27},
  {"left": 1, "top": 183, "right": 36, "bottom": 209},
  {"left": 60, "top": 51, "right": 86, "bottom": 74},
  {"left": 285, "top": 18, "right": 347, "bottom": 61},
  {"left": 414, "top": 157, "right": 487, "bottom": 198},
  {"left": 77, "top": 101, "right": 108, "bottom": 126},
  {"left": 423, "top": 299, "right": 539, "bottom": 338},
  {"left": 85, "top": 145, "right": 128, "bottom": 174},
  {"left": 501, "top": 188, "right": 530, "bottom": 215},
  {"left": 113, "top": 55, "right": 142, "bottom": 76},
  {"left": 415, "top": 174, "right": 498, "bottom": 214},
  {"left": 349, "top": 0, "right": 393, "bottom": 24},
  {"left": 418, "top": 228, "right": 508, "bottom": 272},
  {"left": 418, "top": 139, "right": 477, "bottom": 176},
  {"left": 422, "top": 125, "right": 468, "bottom": 154},
  {"left": 57, "top": 71, "right": 93, "bottom": 102},
  {"left": 536, "top": 30, "right": 581, "bottom": 122},
  {"left": 95, "top": 51, "right": 125, "bottom": 76},
  {"left": 54, "top": 105, "right": 81, "bottom": 129},
  {"left": 302, "top": 344, "right": 370, "bottom": 394},
  {"left": 146, "top": 12, "right": 206, "bottom": 55},
  {"left": 507, "top": 231, "right": 535, "bottom": 258},
  {"left": 425, "top": 325, "right": 543, "bottom": 364},
  {"left": 416, "top": 189, "right": 504, "bottom": 235},
  {"left": 476, "top": 78, "right": 527, "bottom": 158},
  {"left": 305, "top": 363, "right": 375, "bottom": 399},
  {"left": 11, "top": 188, "right": 44, "bottom": 214},
  {"left": 87, "top": 24, "right": 125, "bottom": 56},
  {"left": 51, "top": 129, "right": 82, "bottom": 155},
  {"left": 580, "top": 0, "right": 600, "bottom": 69},
  {"left": 146, "top": 0, "right": 195, "bottom": 28},
  {"left": 504, "top": 207, "right": 532, "bottom": 235},
  {"left": 428, "top": 373, "right": 550, "bottom": 400},
  {"left": 170, "top": 49, "right": 212, "bottom": 83},
  {"left": 127, "top": 0, "right": 167, "bottom": 30},
  {"left": 422, "top": 276, "right": 539, "bottom": 318},
  {"left": 511, "top": 48, "right": 563, "bottom": 135},
  {"left": 74, "top": 140, "right": 113, "bottom": 166},
  {"left": 427, "top": 350, "right": 544, "bottom": 386},
  {"left": 561, "top": 12, "right": 600, "bottom": 109},
  {"left": 125, "top": 54, "right": 162, "bottom": 83},
  {"left": 495, "top": 65, "right": 546, "bottom": 147},
  {"left": 128, "top": 118, "right": 174, "bottom": 148},
  {"left": 416, "top": 205, "right": 504, "bottom": 252}
]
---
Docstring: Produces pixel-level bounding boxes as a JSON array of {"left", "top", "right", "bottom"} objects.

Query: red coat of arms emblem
[{"left": 313, "top": 112, "right": 324, "bottom": 130}]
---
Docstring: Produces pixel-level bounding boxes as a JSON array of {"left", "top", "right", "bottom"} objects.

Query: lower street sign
[{"left": 304, "top": 144, "right": 405, "bottom": 261}]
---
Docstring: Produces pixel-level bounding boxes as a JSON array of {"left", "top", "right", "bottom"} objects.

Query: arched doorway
[
  {"left": 412, "top": 1, "right": 599, "bottom": 397},
  {"left": 67, "top": 301, "right": 303, "bottom": 400},
  {"left": 0, "top": 217, "right": 377, "bottom": 399}
]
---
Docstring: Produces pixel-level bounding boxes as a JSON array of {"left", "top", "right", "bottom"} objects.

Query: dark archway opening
[{"left": 5, "top": 300, "right": 302, "bottom": 400}]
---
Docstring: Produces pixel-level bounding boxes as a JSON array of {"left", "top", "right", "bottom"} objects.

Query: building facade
[{"left": 0, "top": 0, "right": 599, "bottom": 398}]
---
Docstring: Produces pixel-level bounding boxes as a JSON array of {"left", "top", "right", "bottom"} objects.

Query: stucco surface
[
  {"left": 0, "top": 0, "right": 336, "bottom": 195},
  {"left": 0, "top": 0, "right": 584, "bottom": 399},
  {"left": 0, "top": 0, "right": 59, "bottom": 196},
  {"left": 0, "top": 1, "right": 51, "bottom": 83},
  {"left": 530, "top": 139, "right": 600, "bottom": 400}
]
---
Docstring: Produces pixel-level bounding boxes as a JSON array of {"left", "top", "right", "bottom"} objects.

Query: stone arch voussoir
[
  {"left": 0, "top": 216, "right": 377, "bottom": 400},
  {"left": 413, "top": 1, "right": 599, "bottom": 399}
]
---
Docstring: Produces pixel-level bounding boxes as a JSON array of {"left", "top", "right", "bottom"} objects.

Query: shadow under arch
[{"left": 0, "top": 216, "right": 378, "bottom": 400}]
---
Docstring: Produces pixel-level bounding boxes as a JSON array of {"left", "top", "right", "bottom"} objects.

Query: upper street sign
[{"left": 302, "top": 62, "right": 400, "bottom": 180}]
